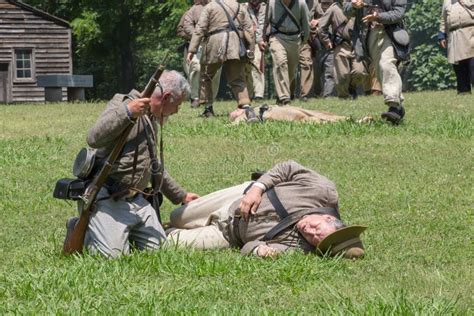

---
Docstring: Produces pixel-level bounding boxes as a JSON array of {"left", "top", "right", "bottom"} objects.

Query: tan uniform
[
  {"left": 182, "top": 4, "right": 222, "bottom": 102},
  {"left": 319, "top": 3, "right": 367, "bottom": 98},
  {"left": 266, "top": 0, "right": 311, "bottom": 103},
  {"left": 189, "top": 0, "right": 255, "bottom": 107},
  {"left": 439, "top": 0, "right": 474, "bottom": 64},
  {"left": 298, "top": 0, "right": 323, "bottom": 98},
  {"left": 231, "top": 104, "right": 350, "bottom": 124},
  {"left": 167, "top": 161, "right": 340, "bottom": 255},
  {"left": 243, "top": 2, "right": 266, "bottom": 99},
  {"left": 439, "top": 0, "right": 474, "bottom": 93}
]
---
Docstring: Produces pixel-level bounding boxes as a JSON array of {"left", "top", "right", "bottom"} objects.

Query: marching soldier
[
  {"left": 344, "top": 0, "right": 409, "bottom": 124},
  {"left": 260, "top": 0, "right": 310, "bottom": 105},
  {"left": 298, "top": 0, "right": 321, "bottom": 101},
  {"left": 319, "top": 0, "right": 367, "bottom": 99},
  {"left": 243, "top": 0, "right": 266, "bottom": 100},
  {"left": 188, "top": 0, "right": 257, "bottom": 119},
  {"left": 179, "top": 0, "right": 222, "bottom": 108}
]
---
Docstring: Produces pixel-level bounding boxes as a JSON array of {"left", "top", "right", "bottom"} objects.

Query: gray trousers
[
  {"left": 83, "top": 188, "right": 166, "bottom": 258},
  {"left": 315, "top": 49, "right": 336, "bottom": 97}
]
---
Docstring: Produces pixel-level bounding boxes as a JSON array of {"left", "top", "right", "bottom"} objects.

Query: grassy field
[{"left": 0, "top": 90, "right": 473, "bottom": 314}]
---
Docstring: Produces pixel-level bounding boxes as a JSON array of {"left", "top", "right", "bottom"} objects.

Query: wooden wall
[{"left": 0, "top": 0, "right": 71, "bottom": 102}]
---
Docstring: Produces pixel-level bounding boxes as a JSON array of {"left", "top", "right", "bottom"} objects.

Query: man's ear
[
  {"left": 323, "top": 215, "right": 334, "bottom": 221},
  {"left": 162, "top": 92, "right": 172, "bottom": 102}
]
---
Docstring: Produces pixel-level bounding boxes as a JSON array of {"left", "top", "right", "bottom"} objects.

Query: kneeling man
[{"left": 167, "top": 160, "right": 366, "bottom": 259}]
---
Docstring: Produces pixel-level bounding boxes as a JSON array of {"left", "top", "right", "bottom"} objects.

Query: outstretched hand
[
  {"left": 362, "top": 11, "right": 379, "bottom": 23},
  {"left": 182, "top": 192, "right": 200, "bottom": 204},
  {"left": 239, "top": 185, "right": 264, "bottom": 221}
]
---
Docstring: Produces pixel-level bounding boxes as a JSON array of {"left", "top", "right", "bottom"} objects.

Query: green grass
[{"left": 0, "top": 90, "right": 473, "bottom": 314}]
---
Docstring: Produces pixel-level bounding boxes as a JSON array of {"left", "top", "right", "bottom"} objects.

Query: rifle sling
[
  {"left": 143, "top": 114, "right": 163, "bottom": 223},
  {"left": 272, "top": 0, "right": 300, "bottom": 36},
  {"left": 215, "top": 0, "right": 241, "bottom": 37}
]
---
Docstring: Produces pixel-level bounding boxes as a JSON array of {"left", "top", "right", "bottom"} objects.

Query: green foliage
[
  {"left": 405, "top": 0, "right": 456, "bottom": 91},
  {"left": 406, "top": 0, "right": 443, "bottom": 46},
  {"left": 1, "top": 92, "right": 473, "bottom": 313},
  {"left": 407, "top": 44, "right": 456, "bottom": 91}
]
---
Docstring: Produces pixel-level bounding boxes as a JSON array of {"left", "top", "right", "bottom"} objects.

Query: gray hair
[
  {"left": 157, "top": 70, "right": 191, "bottom": 102},
  {"left": 328, "top": 218, "right": 346, "bottom": 230}
]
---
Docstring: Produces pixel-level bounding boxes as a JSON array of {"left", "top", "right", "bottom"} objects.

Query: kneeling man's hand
[
  {"left": 182, "top": 192, "right": 200, "bottom": 204},
  {"left": 239, "top": 185, "right": 263, "bottom": 221}
]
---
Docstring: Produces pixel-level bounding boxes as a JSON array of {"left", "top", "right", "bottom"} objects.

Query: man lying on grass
[
  {"left": 167, "top": 160, "right": 367, "bottom": 259},
  {"left": 229, "top": 104, "right": 374, "bottom": 124}
]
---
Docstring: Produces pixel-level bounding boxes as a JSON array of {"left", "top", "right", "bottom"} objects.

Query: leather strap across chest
[{"left": 262, "top": 187, "right": 340, "bottom": 241}]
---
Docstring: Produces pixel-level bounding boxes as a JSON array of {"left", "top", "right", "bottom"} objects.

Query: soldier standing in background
[
  {"left": 298, "top": 0, "right": 319, "bottom": 101},
  {"left": 312, "top": 0, "right": 336, "bottom": 98},
  {"left": 319, "top": 0, "right": 367, "bottom": 99},
  {"left": 178, "top": 0, "right": 222, "bottom": 108},
  {"left": 243, "top": 0, "right": 266, "bottom": 101},
  {"left": 188, "top": 0, "right": 257, "bottom": 119},
  {"left": 260, "top": 0, "right": 310, "bottom": 105},
  {"left": 344, "top": 0, "right": 408, "bottom": 124}
]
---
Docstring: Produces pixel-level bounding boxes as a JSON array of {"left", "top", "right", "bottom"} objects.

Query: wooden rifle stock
[{"left": 63, "top": 62, "right": 168, "bottom": 255}]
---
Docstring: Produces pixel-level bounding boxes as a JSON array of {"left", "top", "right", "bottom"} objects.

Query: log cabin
[{"left": 0, "top": 0, "right": 72, "bottom": 103}]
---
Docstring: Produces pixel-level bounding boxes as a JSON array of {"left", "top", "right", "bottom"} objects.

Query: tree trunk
[{"left": 117, "top": 2, "right": 135, "bottom": 93}]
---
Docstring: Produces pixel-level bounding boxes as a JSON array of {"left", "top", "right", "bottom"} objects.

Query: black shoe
[
  {"left": 349, "top": 88, "right": 358, "bottom": 100},
  {"left": 277, "top": 98, "right": 291, "bottom": 106},
  {"left": 245, "top": 107, "right": 259, "bottom": 124},
  {"left": 200, "top": 105, "right": 215, "bottom": 118},
  {"left": 381, "top": 105, "right": 405, "bottom": 125}
]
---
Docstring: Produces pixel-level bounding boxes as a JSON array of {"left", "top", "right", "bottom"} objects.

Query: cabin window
[{"left": 14, "top": 49, "right": 35, "bottom": 81}]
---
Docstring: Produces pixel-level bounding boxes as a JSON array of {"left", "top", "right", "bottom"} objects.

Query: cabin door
[{"left": 0, "top": 63, "right": 10, "bottom": 103}]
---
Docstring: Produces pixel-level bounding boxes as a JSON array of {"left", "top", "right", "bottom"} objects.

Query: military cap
[{"left": 316, "top": 225, "right": 367, "bottom": 259}]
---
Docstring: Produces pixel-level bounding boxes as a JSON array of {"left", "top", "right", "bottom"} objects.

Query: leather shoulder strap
[
  {"left": 273, "top": 0, "right": 299, "bottom": 32},
  {"left": 266, "top": 187, "right": 289, "bottom": 219}
]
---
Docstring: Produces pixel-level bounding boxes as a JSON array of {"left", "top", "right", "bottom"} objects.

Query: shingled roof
[{"left": 6, "top": 0, "right": 70, "bottom": 28}]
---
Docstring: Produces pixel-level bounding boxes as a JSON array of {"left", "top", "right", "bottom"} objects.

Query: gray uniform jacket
[
  {"left": 318, "top": 3, "right": 354, "bottom": 47},
  {"left": 87, "top": 89, "right": 187, "bottom": 204},
  {"left": 226, "top": 160, "right": 340, "bottom": 255},
  {"left": 188, "top": 0, "right": 255, "bottom": 64},
  {"left": 266, "top": 0, "right": 311, "bottom": 43},
  {"left": 343, "top": 0, "right": 407, "bottom": 60}
]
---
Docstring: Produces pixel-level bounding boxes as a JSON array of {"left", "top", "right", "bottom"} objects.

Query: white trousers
[{"left": 166, "top": 182, "right": 251, "bottom": 250}]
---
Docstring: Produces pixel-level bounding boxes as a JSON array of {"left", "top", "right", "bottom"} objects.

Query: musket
[
  {"left": 62, "top": 58, "right": 169, "bottom": 256},
  {"left": 260, "top": 0, "right": 270, "bottom": 73}
]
